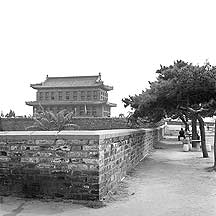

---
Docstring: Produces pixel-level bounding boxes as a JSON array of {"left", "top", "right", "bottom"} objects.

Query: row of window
[
  {"left": 35, "top": 106, "right": 99, "bottom": 116},
  {"left": 38, "top": 90, "right": 108, "bottom": 101}
]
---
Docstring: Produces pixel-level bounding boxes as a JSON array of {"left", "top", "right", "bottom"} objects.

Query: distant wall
[
  {"left": 0, "top": 126, "right": 164, "bottom": 201},
  {"left": 166, "top": 120, "right": 214, "bottom": 126},
  {"left": 165, "top": 120, "right": 214, "bottom": 136},
  {"left": 0, "top": 117, "right": 163, "bottom": 131},
  {"left": 0, "top": 118, "right": 33, "bottom": 131}
]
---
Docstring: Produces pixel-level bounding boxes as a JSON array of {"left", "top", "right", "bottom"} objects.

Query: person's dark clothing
[{"left": 178, "top": 129, "right": 186, "bottom": 141}]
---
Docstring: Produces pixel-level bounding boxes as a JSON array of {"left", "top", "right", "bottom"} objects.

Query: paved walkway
[{"left": 1, "top": 136, "right": 216, "bottom": 216}]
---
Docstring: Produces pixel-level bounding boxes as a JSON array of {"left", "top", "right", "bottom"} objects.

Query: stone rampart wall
[
  {"left": 0, "top": 118, "right": 130, "bottom": 131},
  {"left": 98, "top": 128, "right": 159, "bottom": 198},
  {"left": 0, "top": 117, "right": 163, "bottom": 131},
  {"left": 0, "top": 126, "right": 164, "bottom": 201}
]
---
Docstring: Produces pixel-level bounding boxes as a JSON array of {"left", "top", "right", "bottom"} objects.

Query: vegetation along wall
[{"left": 0, "top": 126, "right": 164, "bottom": 201}]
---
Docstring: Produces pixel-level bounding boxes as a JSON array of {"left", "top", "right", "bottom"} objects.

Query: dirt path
[{"left": 1, "top": 136, "right": 216, "bottom": 216}]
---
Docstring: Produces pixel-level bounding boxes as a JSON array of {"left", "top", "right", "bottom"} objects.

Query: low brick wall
[
  {"left": 98, "top": 127, "right": 164, "bottom": 198},
  {"left": 0, "top": 126, "right": 164, "bottom": 201}
]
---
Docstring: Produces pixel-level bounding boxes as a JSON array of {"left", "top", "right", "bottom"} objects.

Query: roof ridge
[{"left": 46, "top": 75, "right": 99, "bottom": 79}]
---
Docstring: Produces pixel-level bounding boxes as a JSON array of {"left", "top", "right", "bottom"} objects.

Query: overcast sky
[{"left": 1, "top": 0, "right": 216, "bottom": 117}]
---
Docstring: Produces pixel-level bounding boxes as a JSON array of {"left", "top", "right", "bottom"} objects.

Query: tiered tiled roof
[{"left": 31, "top": 73, "right": 113, "bottom": 91}]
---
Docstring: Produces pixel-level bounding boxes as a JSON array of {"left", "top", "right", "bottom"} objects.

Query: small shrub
[{"left": 26, "top": 107, "right": 79, "bottom": 131}]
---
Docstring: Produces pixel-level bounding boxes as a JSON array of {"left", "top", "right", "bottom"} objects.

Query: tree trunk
[
  {"left": 185, "top": 114, "right": 190, "bottom": 132},
  {"left": 214, "top": 120, "right": 216, "bottom": 168},
  {"left": 184, "top": 121, "right": 190, "bottom": 132},
  {"left": 180, "top": 106, "right": 208, "bottom": 158},
  {"left": 179, "top": 115, "right": 189, "bottom": 132},
  {"left": 191, "top": 115, "right": 198, "bottom": 147},
  {"left": 0, "top": 117, "right": 3, "bottom": 131},
  {"left": 197, "top": 114, "right": 208, "bottom": 158}
]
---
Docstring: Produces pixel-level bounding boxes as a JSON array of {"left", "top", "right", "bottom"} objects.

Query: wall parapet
[{"left": 0, "top": 126, "right": 164, "bottom": 201}]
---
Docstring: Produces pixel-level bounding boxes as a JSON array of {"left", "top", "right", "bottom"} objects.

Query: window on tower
[
  {"left": 93, "top": 91, "right": 98, "bottom": 100},
  {"left": 81, "top": 91, "right": 85, "bottom": 100},
  {"left": 87, "top": 91, "right": 91, "bottom": 100},
  {"left": 45, "top": 92, "right": 49, "bottom": 100},
  {"left": 66, "top": 92, "right": 70, "bottom": 100},
  {"left": 73, "top": 91, "right": 77, "bottom": 101},
  {"left": 58, "top": 92, "right": 62, "bottom": 100},
  {"left": 39, "top": 92, "right": 43, "bottom": 100},
  {"left": 51, "top": 92, "right": 55, "bottom": 100}
]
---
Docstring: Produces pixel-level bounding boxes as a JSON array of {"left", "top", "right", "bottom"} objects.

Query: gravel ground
[{"left": 1, "top": 136, "right": 216, "bottom": 216}]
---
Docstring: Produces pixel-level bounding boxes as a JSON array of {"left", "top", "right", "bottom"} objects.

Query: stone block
[
  {"left": 10, "top": 145, "right": 20, "bottom": 151},
  {"left": 104, "top": 152, "right": 109, "bottom": 159},
  {"left": 88, "top": 139, "right": 99, "bottom": 145},
  {"left": 87, "top": 175, "right": 99, "bottom": 183},
  {"left": 69, "top": 158, "right": 83, "bottom": 163},
  {"left": 11, "top": 151, "right": 22, "bottom": 157},
  {"left": 70, "top": 176, "right": 88, "bottom": 183},
  {"left": 55, "top": 151, "right": 67, "bottom": 157},
  {"left": 66, "top": 139, "right": 89, "bottom": 145},
  {"left": 104, "top": 159, "right": 109, "bottom": 166},
  {"left": 89, "top": 164, "right": 99, "bottom": 171},
  {"left": 39, "top": 169, "right": 51, "bottom": 175},
  {"left": 67, "top": 163, "right": 88, "bottom": 170},
  {"left": 83, "top": 145, "right": 98, "bottom": 151},
  {"left": 35, "top": 140, "right": 55, "bottom": 145},
  {"left": 72, "top": 170, "right": 82, "bottom": 176},
  {"left": 7, "top": 140, "right": 28, "bottom": 145},
  {"left": 23, "top": 168, "right": 40, "bottom": 175},
  {"left": 52, "top": 158, "right": 70, "bottom": 164},
  {"left": 82, "top": 170, "right": 99, "bottom": 176},
  {"left": 21, "top": 145, "right": 40, "bottom": 151},
  {"left": 55, "top": 139, "right": 66, "bottom": 145},
  {"left": 36, "top": 163, "right": 55, "bottom": 169},
  {"left": 98, "top": 145, "right": 104, "bottom": 151},
  {"left": 67, "top": 164, "right": 78, "bottom": 170},
  {"left": 36, "top": 152, "right": 54, "bottom": 157},
  {"left": 0, "top": 146, "right": 10, "bottom": 152},
  {"left": 68, "top": 151, "right": 88, "bottom": 158},
  {"left": 24, "top": 152, "right": 34, "bottom": 157},
  {"left": 71, "top": 145, "right": 83, "bottom": 151},
  {"left": 21, "top": 157, "right": 39, "bottom": 163},
  {"left": 66, "top": 139, "right": 80, "bottom": 145},
  {"left": 38, "top": 157, "right": 52, "bottom": 163},
  {"left": 79, "top": 140, "right": 90, "bottom": 145},
  {"left": 77, "top": 164, "right": 89, "bottom": 170},
  {"left": 88, "top": 151, "right": 99, "bottom": 158},
  {"left": 83, "top": 158, "right": 98, "bottom": 165},
  {"left": 27, "top": 140, "right": 35, "bottom": 145},
  {"left": 39, "top": 144, "right": 52, "bottom": 151},
  {"left": 0, "top": 156, "right": 10, "bottom": 162},
  {"left": 54, "top": 165, "right": 70, "bottom": 173}
]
